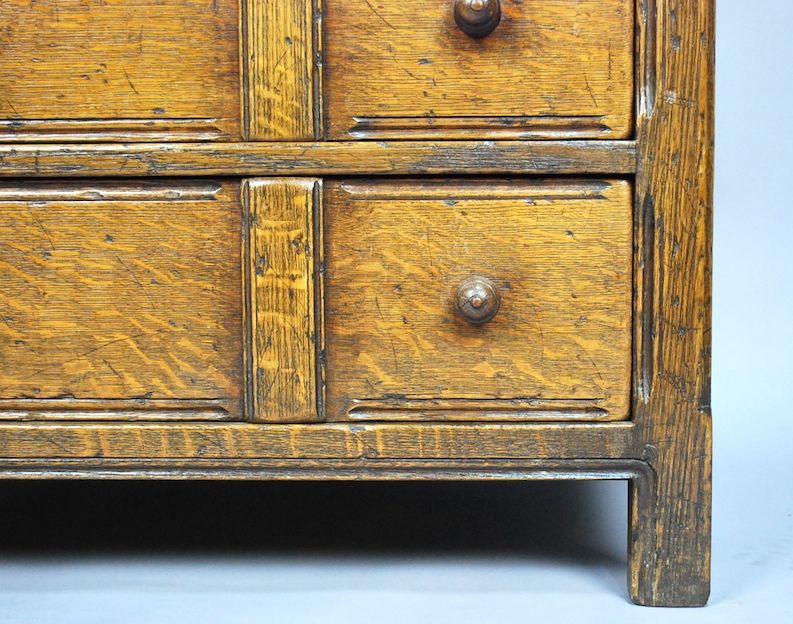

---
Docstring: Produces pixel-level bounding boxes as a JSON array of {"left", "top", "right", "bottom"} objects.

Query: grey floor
[
  {"left": 1, "top": 1, "right": 792, "bottom": 621},
  {"left": 0, "top": 457, "right": 790, "bottom": 623}
]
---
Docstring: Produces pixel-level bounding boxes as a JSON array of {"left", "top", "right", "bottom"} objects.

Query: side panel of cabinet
[{"left": 0, "top": 180, "right": 245, "bottom": 420}]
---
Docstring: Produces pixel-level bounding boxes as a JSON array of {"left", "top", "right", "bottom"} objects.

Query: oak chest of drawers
[{"left": 0, "top": 0, "right": 713, "bottom": 606}]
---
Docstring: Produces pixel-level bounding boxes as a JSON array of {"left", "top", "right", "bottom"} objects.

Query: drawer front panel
[
  {"left": 0, "top": 0, "right": 241, "bottom": 142},
  {"left": 324, "top": 179, "right": 633, "bottom": 421},
  {"left": 324, "top": 0, "right": 634, "bottom": 139},
  {"left": 0, "top": 180, "right": 244, "bottom": 420}
]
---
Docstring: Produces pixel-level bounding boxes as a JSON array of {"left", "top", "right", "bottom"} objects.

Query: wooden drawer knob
[
  {"left": 454, "top": 0, "right": 502, "bottom": 38},
  {"left": 455, "top": 276, "right": 501, "bottom": 325}
]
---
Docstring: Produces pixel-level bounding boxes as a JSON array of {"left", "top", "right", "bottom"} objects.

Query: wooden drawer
[
  {"left": 0, "top": 1, "right": 634, "bottom": 142},
  {"left": 0, "top": 180, "right": 244, "bottom": 420},
  {"left": 324, "top": 179, "right": 633, "bottom": 421},
  {"left": 324, "top": 0, "right": 634, "bottom": 139},
  {"left": 0, "top": 0, "right": 242, "bottom": 142}
]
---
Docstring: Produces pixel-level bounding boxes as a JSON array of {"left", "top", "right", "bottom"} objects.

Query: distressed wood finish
[
  {"left": 0, "top": 422, "right": 634, "bottom": 460},
  {"left": 323, "top": 0, "right": 634, "bottom": 139},
  {"left": 0, "top": 141, "right": 637, "bottom": 178},
  {"left": 245, "top": 179, "right": 322, "bottom": 422},
  {"left": 0, "top": 0, "right": 241, "bottom": 141},
  {"left": 0, "top": 180, "right": 244, "bottom": 420},
  {"left": 0, "top": 0, "right": 714, "bottom": 609},
  {"left": 0, "top": 459, "right": 651, "bottom": 484},
  {"left": 324, "top": 179, "right": 633, "bottom": 422},
  {"left": 627, "top": 0, "right": 714, "bottom": 607},
  {"left": 243, "top": 0, "right": 318, "bottom": 139}
]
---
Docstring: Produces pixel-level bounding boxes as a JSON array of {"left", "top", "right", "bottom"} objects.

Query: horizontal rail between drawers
[
  {"left": 0, "top": 141, "right": 637, "bottom": 177},
  {"left": 0, "top": 421, "right": 636, "bottom": 462}
]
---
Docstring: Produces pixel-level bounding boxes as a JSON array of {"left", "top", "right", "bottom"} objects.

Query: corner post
[{"left": 629, "top": 0, "right": 714, "bottom": 606}]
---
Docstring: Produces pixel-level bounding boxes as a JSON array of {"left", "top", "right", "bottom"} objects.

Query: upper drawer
[
  {"left": 0, "top": 0, "right": 242, "bottom": 142},
  {"left": 324, "top": 0, "right": 635, "bottom": 140},
  {"left": 0, "top": 1, "right": 634, "bottom": 143}
]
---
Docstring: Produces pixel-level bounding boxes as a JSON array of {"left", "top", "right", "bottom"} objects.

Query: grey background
[{"left": 1, "top": 1, "right": 791, "bottom": 621}]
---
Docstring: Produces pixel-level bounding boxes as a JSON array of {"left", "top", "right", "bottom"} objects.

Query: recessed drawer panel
[
  {"left": 324, "top": 0, "right": 634, "bottom": 139},
  {"left": 324, "top": 179, "right": 633, "bottom": 422},
  {"left": 0, "top": 180, "right": 244, "bottom": 421},
  {"left": 0, "top": 0, "right": 241, "bottom": 141}
]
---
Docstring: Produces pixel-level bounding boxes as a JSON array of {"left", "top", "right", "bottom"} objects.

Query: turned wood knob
[
  {"left": 454, "top": 0, "right": 502, "bottom": 38},
  {"left": 455, "top": 276, "right": 501, "bottom": 325}
]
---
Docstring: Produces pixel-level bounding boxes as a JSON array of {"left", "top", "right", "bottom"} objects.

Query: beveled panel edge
[
  {"left": 0, "top": 179, "right": 222, "bottom": 201},
  {"left": 0, "top": 119, "right": 231, "bottom": 143},
  {"left": 0, "top": 399, "right": 234, "bottom": 422},
  {"left": 346, "top": 115, "right": 618, "bottom": 141},
  {"left": 0, "top": 140, "right": 637, "bottom": 177}
]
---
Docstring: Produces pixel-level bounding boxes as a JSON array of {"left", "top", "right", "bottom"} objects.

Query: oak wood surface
[
  {"left": 0, "top": 180, "right": 244, "bottom": 420},
  {"left": 0, "top": 0, "right": 715, "bottom": 608},
  {"left": 324, "top": 0, "right": 634, "bottom": 139},
  {"left": 324, "top": 179, "right": 633, "bottom": 422},
  {"left": 245, "top": 178, "right": 322, "bottom": 422},
  {"left": 0, "top": 0, "right": 241, "bottom": 142},
  {"left": 0, "top": 141, "right": 638, "bottom": 177},
  {"left": 0, "top": 458, "right": 650, "bottom": 483},
  {"left": 0, "top": 422, "right": 634, "bottom": 460},
  {"left": 243, "top": 0, "right": 318, "bottom": 139},
  {"left": 628, "top": 0, "right": 714, "bottom": 607}
]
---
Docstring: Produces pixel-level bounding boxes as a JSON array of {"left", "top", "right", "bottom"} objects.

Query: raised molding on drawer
[{"left": 244, "top": 178, "right": 324, "bottom": 422}]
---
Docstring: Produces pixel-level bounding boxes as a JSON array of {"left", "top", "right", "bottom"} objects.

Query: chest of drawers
[{"left": 0, "top": 0, "right": 713, "bottom": 606}]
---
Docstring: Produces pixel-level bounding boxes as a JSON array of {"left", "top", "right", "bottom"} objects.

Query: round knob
[
  {"left": 454, "top": 0, "right": 502, "bottom": 38},
  {"left": 455, "top": 276, "right": 501, "bottom": 325}
]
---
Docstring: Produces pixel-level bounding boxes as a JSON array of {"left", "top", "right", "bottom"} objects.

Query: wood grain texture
[
  {"left": 243, "top": 0, "right": 318, "bottom": 139},
  {"left": 245, "top": 178, "right": 322, "bottom": 422},
  {"left": 628, "top": 0, "right": 714, "bottom": 607},
  {"left": 0, "top": 180, "right": 244, "bottom": 419},
  {"left": 0, "top": 0, "right": 715, "bottom": 608},
  {"left": 324, "top": 0, "right": 634, "bottom": 139},
  {"left": 0, "top": 141, "right": 637, "bottom": 178},
  {"left": 324, "top": 179, "right": 633, "bottom": 422},
  {"left": 0, "top": 0, "right": 241, "bottom": 141},
  {"left": 0, "top": 458, "right": 651, "bottom": 483},
  {"left": 0, "top": 422, "right": 634, "bottom": 460}
]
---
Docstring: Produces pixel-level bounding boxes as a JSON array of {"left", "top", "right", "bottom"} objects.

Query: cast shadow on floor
[{"left": 0, "top": 480, "right": 628, "bottom": 589}]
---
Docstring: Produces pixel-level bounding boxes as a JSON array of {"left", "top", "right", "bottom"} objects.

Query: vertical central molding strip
[
  {"left": 242, "top": 0, "right": 318, "bottom": 140},
  {"left": 244, "top": 178, "right": 324, "bottom": 422}
]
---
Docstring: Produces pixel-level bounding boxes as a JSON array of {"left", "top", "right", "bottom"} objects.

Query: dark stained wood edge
[
  {"left": 0, "top": 422, "right": 635, "bottom": 460},
  {"left": 629, "top": 0, "right": 714, "bottom": 607},
  {"left": 0, "top": 457, "right": 653, "bottom": 484},
  {"left": 0, "top": 141, "right": 636, "bottom": 177}
]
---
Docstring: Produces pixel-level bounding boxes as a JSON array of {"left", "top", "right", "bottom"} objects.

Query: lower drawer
[
  {"left": 0, "top": 180, "right": 244, "bottom": 421},
  {"left": 0, "top": 177, "right": 632, "bottom": 423},
  {"left": 324, "top": 179, "right": 633, "bottom": 421}
]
